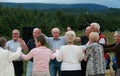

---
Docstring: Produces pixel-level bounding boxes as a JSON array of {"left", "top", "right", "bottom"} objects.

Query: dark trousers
[
  {"left": 61, "top": 70, "right": 81, "bottom": 76},
  {"left": 81, "top": 61, "right": 87, "bottom": 76},
  {"left": 13, "top": 61, "right": 23, "bottom": 76}
]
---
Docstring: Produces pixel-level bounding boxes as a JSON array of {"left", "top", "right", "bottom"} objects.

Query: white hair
[
  {"left": 33, "top": 28, "right": 40, "bottom": 32},
  {"left": 115, "top": 29, "right": 120, "bottom": 36},
  {"left": 51, "top": 27, "right": 60, "bottom": 33},
  {"left": 12, "top": 29, "right": 20, "bottom": 34},
  {"left": 90, "top": 22, "right": 100, "bottom": 31},
  {"left": 65, "top": 31, "right": 76, "bottom": 43}
]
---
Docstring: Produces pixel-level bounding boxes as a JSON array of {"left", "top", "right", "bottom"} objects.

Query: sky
[{"left": 1, "top": 0, "right": 120, "bottom": 8}]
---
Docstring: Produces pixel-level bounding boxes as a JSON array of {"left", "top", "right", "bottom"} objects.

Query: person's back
[
  {"left": 21, "top": 35, "right": 55, "bottom": 76},
  {"left": 85, "top": 32, "right": 106, "bottom": 76},
  {"left": 26, "top": 28, "right": 42, "bottom": 76},
  {"left": 56, "top": 31, "right": 84, "bottom": 76},
  {"left": 0, "top": 48, "right": 21, "bottom": 76},
  {"left": 57, "top": 45, "right": 84, "bottom": 70},
  {"left": 30, "top": 47, "right": 54, "bottom": 71},
  {"left": 0, "top": 48, "right": 15, "bottom": 76},
  {"left": 86, "top": 43, "right": 106, "bottom": 75}
]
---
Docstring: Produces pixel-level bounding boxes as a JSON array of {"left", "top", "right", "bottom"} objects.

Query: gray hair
[
  {"left": 90, "top": 22, "right": 100, "bottom": 31},
  {"left": 12, "top": 29, "right": 20, "bottom": 35},
  {"left": 115, "top": 29, "right": 120, "bottom": 36},
  {"left": 51, "top": 27, "right": 60, "bottom": 33},
  {"left": 33, "top": 28, "right": 41, "bottom": 33}
]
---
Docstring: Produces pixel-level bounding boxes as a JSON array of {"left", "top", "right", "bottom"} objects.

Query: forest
[{"left": 0, "top": 5, "right": 120, "bottom": 39}]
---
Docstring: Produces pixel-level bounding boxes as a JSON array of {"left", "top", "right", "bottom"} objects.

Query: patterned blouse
[{"left": 85, "top": 43, "right": 106, "bottom": 76}]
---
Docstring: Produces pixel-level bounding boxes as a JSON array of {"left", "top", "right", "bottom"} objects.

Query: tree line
[{"left": 0, "top": 6, "right": 120, "bottom": 39}]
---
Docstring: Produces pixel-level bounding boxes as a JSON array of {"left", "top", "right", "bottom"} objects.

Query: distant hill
[{"left": 0, "top": 2, "right": 109, "bottom": 10}]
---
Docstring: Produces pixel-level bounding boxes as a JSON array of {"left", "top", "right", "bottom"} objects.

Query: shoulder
[
  {"left": 87, "top": 43, "right": 99, "bottom": 48},
  {"left": 46, "top": 37, "right": 53, "bottom": 40},
  {"left": 59, "top": 36, "right": 65, "bottom": 39},
  {"left": 60, "top": 45, "right": 66, "bottom": 48},
  {"left": 31, "top": 48, "right": 37, "bottom": 51},
  {"left": 99, "top": 33, "right": 105, "bottom": 38},
  {"left": 93, "top": 43, "right": 102, "bottom": 46},
  {"left": 73, "top": 45, "right": 80, "bottom": 48},
  {"left": 70, "top": 45, "right": 83, "bottom": 50},
  {"left": 28, "top": 39, "right": 34, "bottom": 42},
  {"left": 7, "top": 40, "right": 13, "bottom": 43},
  {"left": 6, "top": 40, "right": 13, "bottom": 46},
  {"left": 45, "top": 48, "right": 51, "bottom": 51}
]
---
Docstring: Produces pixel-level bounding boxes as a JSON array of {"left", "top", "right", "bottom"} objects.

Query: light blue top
[
  {"left": 45, "top": 36, "right": 66, "bottom": 52},
  {"left": 6, "top": 40, "right": 22, "bottom": 61}
]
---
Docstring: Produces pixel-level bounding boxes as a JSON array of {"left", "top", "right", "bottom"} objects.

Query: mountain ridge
[{"left": 0, "top": 2, "right": 109, "bottom": 10}]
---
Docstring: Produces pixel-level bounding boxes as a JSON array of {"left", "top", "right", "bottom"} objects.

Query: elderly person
[
  {"left": 6, "top": 29, "right": 28, "bottom": 76},
  {"left": 75, "top": 26, "right": 92, "bottom": 76},
  {"left": 90, "top": 22, "right": 108, "bottom": 44},
  {"left": 85, "top": 32, "right": 106, "bottom": 76},
  {"left": 101, "top": 29, "right": 120, "bottom": 76},
  {"left": 76, "top": 26, "right": 92, "bottom": 44},
  {"left": 0, "top": 37, "right": 21, "bottom": 76},
  {"left": 26, "top": 28, "right": 42, "bottom": 76},
  {"left": 90, "top": 22, "right": 110, "bottom": 69},
  {"left": 45, "top": 27, "right": 66, "bottom": 76},
  {"left": 56, "top": 31, "right": 84, "bottom": 76}
]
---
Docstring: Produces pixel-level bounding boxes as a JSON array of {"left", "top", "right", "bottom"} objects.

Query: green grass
[
  {"left": 103, "top": 31, "right": 114, "bottom": 44},
  {"left": 23, "top": 61, "right": 27, "bottom": 76}
]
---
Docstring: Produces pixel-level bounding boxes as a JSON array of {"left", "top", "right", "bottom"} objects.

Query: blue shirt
[
  {"left": 6, "top": 40, "right": 22, "bottom": 61},
  {"left": 45, "top": 37, "right": 66, "bottom": 52}
]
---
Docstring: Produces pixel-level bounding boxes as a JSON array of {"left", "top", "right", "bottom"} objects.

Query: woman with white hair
[
  {"left": 85, "top": 32, "right": 106, "bottom": 76},
  {"left": 56, "top": 31, "right": 84, "bottom": 76}
]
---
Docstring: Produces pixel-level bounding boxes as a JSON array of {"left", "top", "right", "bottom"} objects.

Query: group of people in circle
[{"left": 0, "top": 22, "right": 120, "bottom": 76}]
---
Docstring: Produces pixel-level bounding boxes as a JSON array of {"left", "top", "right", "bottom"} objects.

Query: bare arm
[{"left": 18, "top": 38, "right": 29, "bottom": 51}]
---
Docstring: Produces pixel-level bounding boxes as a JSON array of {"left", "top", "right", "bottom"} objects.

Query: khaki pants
[{"left": 32, "top": 70, "right": 50, "bottom": 76}]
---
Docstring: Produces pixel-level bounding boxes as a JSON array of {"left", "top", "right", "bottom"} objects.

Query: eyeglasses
[{"left": 12, "top": 33, "right": 19, "bottom": 35}]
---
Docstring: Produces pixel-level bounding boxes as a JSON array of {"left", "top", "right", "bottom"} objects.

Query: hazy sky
[{"left": 1, "top": 0, "right": 120, "bottom": 8}]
